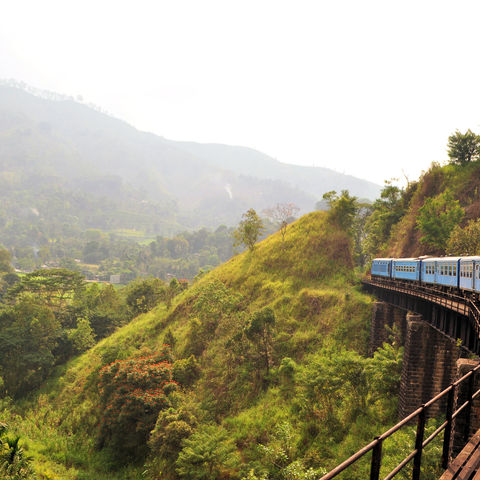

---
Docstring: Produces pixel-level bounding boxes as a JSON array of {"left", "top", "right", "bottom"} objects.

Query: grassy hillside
[{"left": 2, "top": 212, "right": 395, "bottom": 479}]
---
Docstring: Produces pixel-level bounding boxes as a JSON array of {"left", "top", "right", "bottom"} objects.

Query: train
[{"left": 371, "top": 256, "right": 480, "bottom": 293}]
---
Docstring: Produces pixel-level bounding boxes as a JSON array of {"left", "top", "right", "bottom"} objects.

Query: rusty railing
[{"left": 320, "top": 364, "right": 480, "bottom": 480}]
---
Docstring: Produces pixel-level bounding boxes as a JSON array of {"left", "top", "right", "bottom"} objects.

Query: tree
[
  {"left": 0, "top": 247, "right": 13, "bottom": 274},
  {"left": 322, "top": 190, "right": 358, "bottom": 232},
  {"left": 233, "top": 209, "right": 264, "bottom": 252},
  {"left": 173, "top": 355, "right": 201, "bottom": 388},
  {"left": 447, "top": 129, "right": 480, "bottom": 165},
  {"left": 176, "top": 424, "right": 239, "bottom": 480},
  {"left": 6, "top": 268, "right": 85, "bottom": 314},
  {"left": 263, "top": 203, "right": 300, "bottom": 242},
  {"left": 417, "top": 190, "right": 464, "bottom": 251},
  {"left": 149, "top": 404, "right": 198, "bottom": 467},
  {"left": 86, "top": 283, "right": 128, "bottom": 339},
  {"left": 97, "top": 346, "right": 176, "bottom": 460},
  {"left": 67, "top": 317, "right": 95, "bottom": 354},
  {"left": 125, "top": 277, "right": 166, "bottom": 315},
  {"left": 245, "top": 307, "right": 275, "bottom": 379},
  {"left": 363, "top": 181, "right": 405, "bottom": 259},
  {"left": 447, "top": 218, "right": 480, "bottom": 255},
  {"left": 0, "top": 294, "right": 60, "bottom": 397},
  {"left": 0, "top": 427, "right": 35, "bottom": 479}
]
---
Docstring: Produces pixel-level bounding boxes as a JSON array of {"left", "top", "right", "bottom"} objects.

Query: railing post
[
  {"left": 370, "top": 438, "right": 382, "bottom": 480},
  {"left": 464, "top": 371, "right": 475, "bottom": 443},
  {"left": 442, "top": 385, "right": 455, "bottom": 469},
  {"left": 412, "top": 407, "right": 426, "bottom": 480}
]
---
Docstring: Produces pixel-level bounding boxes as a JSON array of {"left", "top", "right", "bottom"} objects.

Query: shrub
[
  {"left": 173, "top": 356, "right": 201, "bottom": 388},
  {"left": 176, "top": 424, "right": 240, "bottom": 480}
]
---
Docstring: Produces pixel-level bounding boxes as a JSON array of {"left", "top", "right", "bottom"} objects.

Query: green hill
[
  {"left": 3, "top": 212, "right": 400, "bottom": 480},
  {"left": 367, "top": 160, "right": 480, "bottom": 258}
]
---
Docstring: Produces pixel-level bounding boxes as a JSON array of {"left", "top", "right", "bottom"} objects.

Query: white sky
[{"left": 2, "top": 0, "right": 480, "bottom": 185}]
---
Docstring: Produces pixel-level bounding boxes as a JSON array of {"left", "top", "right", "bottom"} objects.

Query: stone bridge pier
[{"left": 371, "top": 302, "right": 469, "bottom": 419}]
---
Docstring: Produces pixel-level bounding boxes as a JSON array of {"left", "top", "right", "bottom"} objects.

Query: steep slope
[
  {"left": 3, "top": 212, "right": 380, "bottom": 479},
  {"left": 385, "top": 161, "right": 480, "bottom": 257}
]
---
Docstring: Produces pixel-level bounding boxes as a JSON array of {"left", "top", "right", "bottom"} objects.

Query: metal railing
[{"left": 320, "top": 363, "right": 480, "bottom": 480}]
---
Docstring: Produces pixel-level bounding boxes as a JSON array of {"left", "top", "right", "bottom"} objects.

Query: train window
[{"left": 453, "top": 265, "right": 457, "bottom": 276}]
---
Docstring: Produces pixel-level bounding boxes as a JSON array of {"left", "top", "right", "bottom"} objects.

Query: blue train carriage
[
  {"left": 459, "top": 256, "right": 480, "bottom": 292},
  {"left": 421, "top": 257, "right": 437, "bottom": 285},
  {"left": 423, "top": 257, "right": 461, "bottom": 289},
  {"left": 392, "top": 258, "right": 421, "bottom": 282},
  {"left": 371, "top": 258, "right": 393, "bottom": 278}
]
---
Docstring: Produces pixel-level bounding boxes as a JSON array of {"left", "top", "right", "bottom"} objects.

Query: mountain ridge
[{"left": 0, "top": 83, "right": 382, "bottom": 260}]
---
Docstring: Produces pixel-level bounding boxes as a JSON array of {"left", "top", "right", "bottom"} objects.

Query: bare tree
[{"left": 263, "top": 203, "right": 300, "bottom": 242}]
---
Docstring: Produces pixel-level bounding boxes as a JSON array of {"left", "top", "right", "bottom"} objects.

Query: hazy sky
[{"left": 2, "top": 0, "right": 480, "bottom": 185}]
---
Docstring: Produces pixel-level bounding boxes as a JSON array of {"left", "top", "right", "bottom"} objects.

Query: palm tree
[{"left": 0, "top": 429, "right": 35, "bottom": 479}]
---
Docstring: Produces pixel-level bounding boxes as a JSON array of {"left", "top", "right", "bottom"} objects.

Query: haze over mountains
[{"left": 0, "top": 82, "right": 381, "bottom": 240}]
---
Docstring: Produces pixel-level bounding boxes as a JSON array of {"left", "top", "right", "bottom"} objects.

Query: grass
[
  {"left": 110, "top": 228, "right": 156, "bottom": 244},
  {"left": 4, "top": 211, "right": 377, "bottom": 479}
]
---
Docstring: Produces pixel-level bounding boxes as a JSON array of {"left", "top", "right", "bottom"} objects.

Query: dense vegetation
[
  {"left": 0, "top": 211, "right": 410, "bottom": 479},
  {"left": 7, "top": 224, "right": 239, "bottom": 281},
  {"left": 4, "top": 87, "right": 478, "bottom": 479},
  {"left": 361, "top": 147, "right": 480, "bottom": 258}
]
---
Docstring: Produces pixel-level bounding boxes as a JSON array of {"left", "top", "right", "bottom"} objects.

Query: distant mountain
[
  {"left": 170, "top": 141, "right": 381, "bottom": 201},
  {"left": 0, "top": 82, "right": 381, "bottom": 245}
]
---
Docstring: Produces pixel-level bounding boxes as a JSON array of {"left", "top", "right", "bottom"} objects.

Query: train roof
[
  {"left": 372, "top": 257, "right": 420, "bottom": 262},
  {"left": 373, "top": 256, "right": 480, "bottom": 263},
  {"left": 422, "top": 256, "right": 477, "bottom": 262},
  {"left": 392, "top": 258, "right": 420, "bottom": 262}
]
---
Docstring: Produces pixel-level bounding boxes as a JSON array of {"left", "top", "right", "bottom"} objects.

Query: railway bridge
[{"left": 320, "top": 277, "right": 480, "bottom": 480}]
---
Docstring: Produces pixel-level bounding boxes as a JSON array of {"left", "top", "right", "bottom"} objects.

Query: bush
[
  {"left": 176, "top": 424, "right": 240, "bottom": 480},
  {"left": 173, "top": 356, "right": 201, "bottom": 388}
]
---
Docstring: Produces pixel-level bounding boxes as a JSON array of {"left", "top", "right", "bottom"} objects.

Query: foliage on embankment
[{"left": 1, "top": 211, "right": 404, "bottom": 480}]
